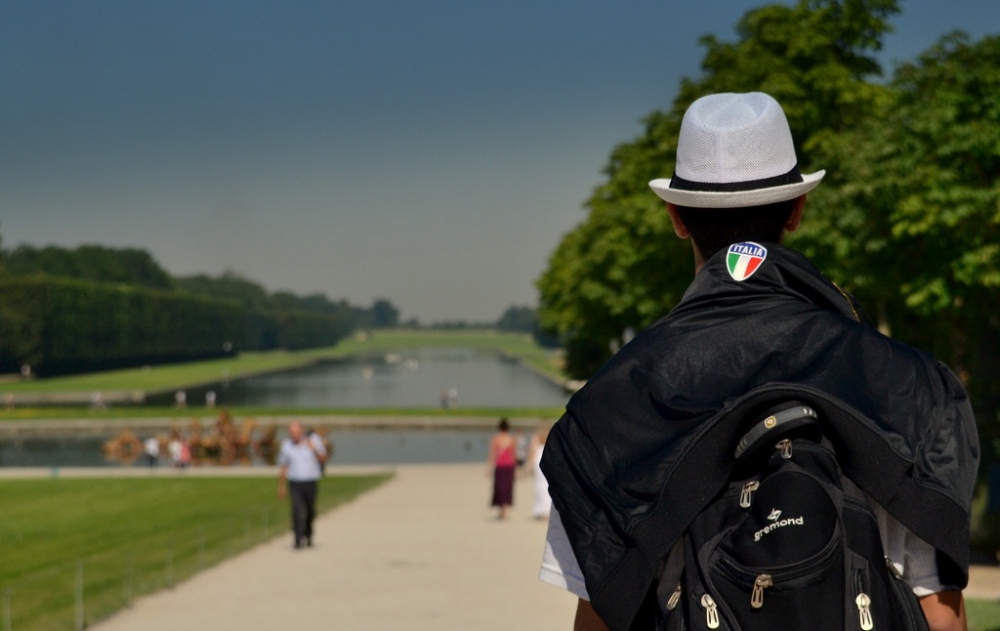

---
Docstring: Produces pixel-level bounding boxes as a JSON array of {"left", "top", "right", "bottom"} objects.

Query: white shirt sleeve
[
  {"left": 277, "top": 440, "right": 291, "bottom": 467},
  {"left": 538, "top": 508, "right": 590, "bottom": 601},
  {"left": 309, "top": 434, "right": 327, "bottom": 458},
  {"left": 869, "top": 499, "right": 944, "bottom": 596}
]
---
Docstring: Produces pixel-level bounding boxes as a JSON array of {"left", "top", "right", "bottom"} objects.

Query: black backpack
[{"left": 657, "top": 402, "right": 929, "bottom": 630}]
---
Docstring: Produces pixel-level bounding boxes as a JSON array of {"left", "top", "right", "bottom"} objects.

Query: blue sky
[{"left": 1, "top": 1, "right": 996, "bottom": 321}]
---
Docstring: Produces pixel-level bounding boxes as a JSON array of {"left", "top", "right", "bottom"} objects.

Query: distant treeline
[
  {"left": 0, "top": 244, "right": 401, "bottom": 376},
  {"left": 0, "top": 243, "right": 550, "bottom": 376},
  {"left": 412, "top": 305, "right": 559, "bottom": 348}
]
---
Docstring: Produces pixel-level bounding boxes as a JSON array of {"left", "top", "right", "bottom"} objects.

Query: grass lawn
[
  {"left": 0, "top": 329, "right": 565, "bottom": 399},
  {"left": 0, "top": 474, "right": 390, "bottom": 630},
  {"left": 969, "top": 598, "right": 1000, "bottom": 631}
]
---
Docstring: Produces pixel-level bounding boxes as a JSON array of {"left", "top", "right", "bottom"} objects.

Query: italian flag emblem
[{"left": 726, "top": 242, "right": 768, "bottom": 281}]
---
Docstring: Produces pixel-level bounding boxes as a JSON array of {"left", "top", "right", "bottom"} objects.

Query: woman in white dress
[{"left": 529, "top": 424, "right": 552, "bottom": 519}]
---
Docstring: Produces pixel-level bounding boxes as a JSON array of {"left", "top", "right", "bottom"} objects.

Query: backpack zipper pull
[
  {"left": 776, "top": 438, "right": 792, "bottom": 459},
  {"left": 739, "top": 480, "right": 760, "bottom": 508},
  {"left": 885, "top": 556, "right": 903, "bottom": 579},
  {"left": 856, "top": 593, "right": 874, "bottom": 630},
  {"left": 751, "top": 574, "right": 773, "bottom": 609},
  {"left": 666, "top": 583, "right": 682, "bottom": 611},
  {"left": 700, "top": 593, "right": 720, "bottom": 629}
]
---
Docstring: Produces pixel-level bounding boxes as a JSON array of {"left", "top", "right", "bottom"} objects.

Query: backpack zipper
[
  {"left": 739, "top": 480, "right": 760, "bottom": 508},
  {"left": 855, "top": 593, "right": 874, "bottom": 630},
  {"left": 884, "top": 557, "right": 926, "bottom": 629},
  {"left": 775, "top": 438, "right": 793, "bottom": 459},
  {"left": 700, "top": 593, "right": 720, "bottom": 629},
  {"left": 716, "top": 521, "right": 841, "bottom": 609},
  {"left": 854, "top": 568, "right": 874, "bottom": 630},
  {"left": 750, "top": 574, "right": 773, "bottom": 608},
  {"left": 666, "top": 583, "right": 682, "bottom": 611}
]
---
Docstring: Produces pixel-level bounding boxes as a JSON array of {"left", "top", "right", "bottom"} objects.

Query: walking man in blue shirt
[{"left": 278, "top": 421, "right": 328, "bottom": 549}]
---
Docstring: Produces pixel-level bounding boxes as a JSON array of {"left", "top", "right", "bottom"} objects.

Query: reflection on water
[
  {"left": 145, "top": 347, "right": 569, "bottom": 409},
  {"left": 0, "top": 428, "right": 496, "bottom": 468},
  {"left": 0, "top": 434, "right": 111, "bottom": 468}
]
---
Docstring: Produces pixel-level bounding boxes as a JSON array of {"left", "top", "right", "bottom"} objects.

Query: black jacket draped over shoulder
[{"left": 540, "top": 243, "right": 979, "bottom": 631}]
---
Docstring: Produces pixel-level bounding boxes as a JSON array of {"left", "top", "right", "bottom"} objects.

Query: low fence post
[
  {"left": 75, "top": 560, "right": 84, "bottom": 631},
  {"left": 166, "top": 546, "right": 174, "bottom": 589},
  {"left": 125, "top": 550, "right": 134, "bottom": 607},
  {"left": 198, "top": 527, "right": 206, "bottom": 571},
  {"left": 3, "top": 587, "right": 12, "bottom": 631}
]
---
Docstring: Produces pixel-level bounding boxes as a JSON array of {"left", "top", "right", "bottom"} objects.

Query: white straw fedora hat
[{"left": 649, "top": 92, "right": 824, "bottom": 208}]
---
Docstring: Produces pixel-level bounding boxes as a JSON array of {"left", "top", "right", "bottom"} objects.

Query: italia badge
[{"left": 726, "top": 242, "right": 767, "bottom": 281}]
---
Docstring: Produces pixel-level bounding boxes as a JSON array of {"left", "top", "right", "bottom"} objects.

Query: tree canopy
[
  {"left": 4, "top": 244, "right": 175, "bottom": 290},
  {"left": 536, "top": 1, "right": 1000, "bottom": 498},
  {"left": 538, "top": 0, "right": 900, "bottom": 378},
  {"left": 798, "top": 32, "right": 1000, "bottom": 475}
]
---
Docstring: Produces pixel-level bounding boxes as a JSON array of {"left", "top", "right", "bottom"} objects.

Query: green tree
[
  {"left": 798, "top": 33, "right": 1000, "bottom": 481},
  {"left": 4, "top": 244, "right": 174, "bottom": 289},
  {"left": 368, "top": 298, "right": 400, "bottom": 328},
  {"left": 496, "top": 305, "right": 538, "bottom": 332},
  {"left": 537, "top": 0, "right": 899, "bottom": 378}
]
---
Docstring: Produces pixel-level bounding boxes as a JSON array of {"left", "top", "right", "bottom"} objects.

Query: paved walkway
[
  {"left": 93, "top": 463, "right": 578, "bottom": 630},
  {"left": 968, "top": 565, "right": 1000, "bottom": 600}
]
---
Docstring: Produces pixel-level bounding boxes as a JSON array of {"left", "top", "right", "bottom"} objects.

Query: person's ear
[
  {"left": 784, "top": 195, "right": 807, "bottom": 233},
  {"left": 666, "top": 203, "right": 690, "bottom": 239}
]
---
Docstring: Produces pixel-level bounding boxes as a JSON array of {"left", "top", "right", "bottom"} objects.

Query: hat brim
[{"left": 648, "top": 170, "right": 825, "bottom": 209}]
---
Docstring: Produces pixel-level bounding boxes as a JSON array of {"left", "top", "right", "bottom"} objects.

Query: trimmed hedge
[
  {"left": 0, "top": 276, "right": 244, "bottom": 375},
  {"left": 0, "top": 277, "right": 353, "bottom": 376},
  {"left": 244, "top": 309, "right": 280, "bottom": 351},
  {"left": 276, "top": 310, "right": 353, "bottom": 350},
  {"left": 240, "top": 309, "right": 352, "bottom": 351}
]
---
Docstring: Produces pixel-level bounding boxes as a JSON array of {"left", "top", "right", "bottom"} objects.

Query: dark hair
[
  {"left": 675, "top": 199, "right": 796, "bottom": 260},
  {"left": 498, "top": 418, "right": 510, "bottom": 432}
]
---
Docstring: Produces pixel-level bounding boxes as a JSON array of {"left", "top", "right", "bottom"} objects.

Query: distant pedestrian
[
  {"left": 529, "top": 425, "right": 551, "bottom": 520},
  {"left": 515, "top": 430, "right": 528, "bottom": 469},
  {"left": 144, "top": 436, "right": 160, "bottom": 467},
  {"left": 205, "top": 390, "right": 216, "bottom": 408},
  {"left": 174, "top": 390, "right": 187, "bottom": 409},
  {"left": 179, "top": 439, "right": 192, "bottom": 468},
  {"left": 167, "top": 430, "right": 190, "bottom": 468},
  {"left": 278, "top": 421, "right": 328, "bottom": 548},
  {"left": 90, "top": 391, "right": 106, "bottom": 410},
  {"left": 488, "top": 418, "right": 517, "bottom": 520}
]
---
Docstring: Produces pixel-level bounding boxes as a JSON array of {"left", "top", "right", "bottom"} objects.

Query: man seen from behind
[{"left": 538, "top": 92, "right": 977, "bottom": 631}]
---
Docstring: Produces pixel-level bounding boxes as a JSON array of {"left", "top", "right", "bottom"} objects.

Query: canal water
[
  {"left": 2, "top": 348, "right": 567, "bottom": 467},
  {"left": 146, "top": 347, "right": 570, "bottom": 409}
]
